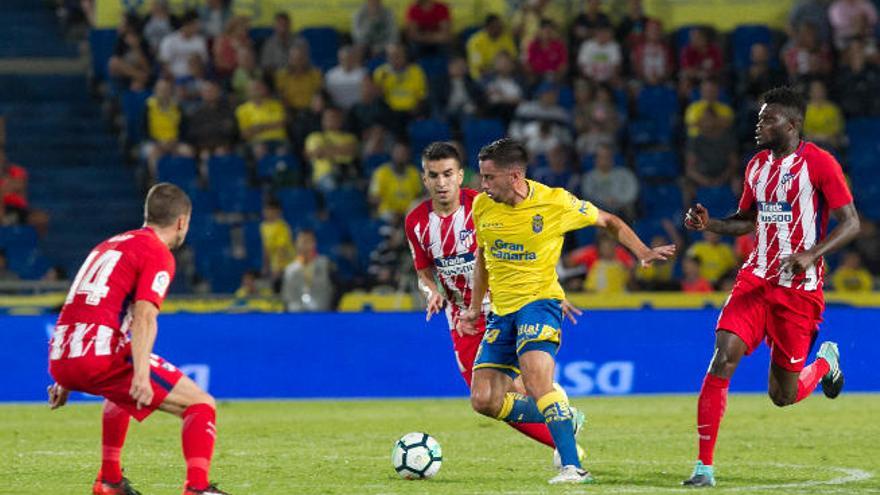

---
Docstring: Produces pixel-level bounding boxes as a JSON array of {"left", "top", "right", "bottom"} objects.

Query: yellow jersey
[
  {"left": 473, "top": 180, "right": 599, "bottom": 316},
  {"left": 235, "top": 99, "right": 287, "bottom": 143},
  {"left": 146, "top": 97, "right": 181, "bottom": 143}
]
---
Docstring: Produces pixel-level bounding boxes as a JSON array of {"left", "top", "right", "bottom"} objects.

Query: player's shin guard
[
  {"left": 181, "top": 403, "right": 217, "bottom": 491},
  {"left": 537, "top": 390, "right": 580, "bottom": 468},
  {"left": 496, "top": 392, "right": 546, "bottom": 423},
  {"left": 795, "top": 358, "right": 831, "bottom": 403},
  {"left": 697, "top": 374, "right": 729, "bottom": 466},
  {"left": 101, "top": 400, "right": 131, "bottom": 484}
]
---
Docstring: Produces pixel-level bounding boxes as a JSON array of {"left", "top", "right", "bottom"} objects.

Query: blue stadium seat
[
  {"left": 325, "top": 187, "right": 369, "bottom": 222},
  {"left": 187, "top": 186, "right": 218, "bottom": 218},
  {"left": 157, "top": 156, "right": 198, "bottom": 189},
  {"left": 730, "top": 25, "right": 772, "bottom": 71},
  {"left": 89, "top": 29, "right": 117, "bottom": 81},
  {"left": 121, "top": 89, "right": 149, "bottom": 148},
  {"left": 462, "top": 117, "right": 505, "bottom": 168},
  {"left": 187, "top": 216, "right": 230, "bottom": 250},
  {"left": 299, "top": 27, "right": 340, "bottom": 72},
  {"left": 407, "top": 118, "right": 452, "bottom": 159},
  {"left": 207, "top": 253, "right": 249, "bottom": 293},
  {"left": 348, "top": 219, "right": 384, "bottom": 268},
  {"left": 417, "top": 54, "right": 449, "bottom": 78},
  {"left": 557, "top": 85, "right": 575, "bottom": 110},
  {"left": 846, "top": 117, "right": 880, "bottom": 153},
  {"left": 241, "top": 221, "right": 263, "bottom": 270},
  {"left": 631, "top": 84, "right": 678, "bottom": 145},
  {"left": 696, "top": 185, "right": 738, "bottom": 217},
  {"left": 640, "top": 182, "right": 683, "bottom": 219},
  {"left": 216, "top": 187, "right": 263, "bottom": 215},
  {"left": 277, "top": 188, "right": 319, "bottom": 226},
  {"left": 6, "top": 246, "right": 49, "bottom": 280},
  {"left": 363, "top": 153, "right": 391, "bottom": 176},
  {"left": 579, "top": 152, "right": 625, "bottom": 171},
  {"left": 207, "top": 154, "right": 248, "bottom": 193},
  {"left": 634, "top": 151, "right": 679, "bottom": 179},
  {"left": 257, "top": 154, "right": 301, "bottom": 181},
  {"left": 458, "top": 25, "right": 481, "bottom": 46}
]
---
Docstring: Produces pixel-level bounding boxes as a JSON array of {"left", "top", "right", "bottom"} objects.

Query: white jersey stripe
[
  {"left": 796, "top": 161, "right": 819, "bottom": 290},
  {"left": 773, "top": 155, "right": 797, "bottom": 287},
  {"left": 752, "top": 157, "right": 774, "bottom": 278}
]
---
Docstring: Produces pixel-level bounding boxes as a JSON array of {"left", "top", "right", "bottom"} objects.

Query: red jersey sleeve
[
  {"left": 810, "top": 148, "right": 853, "bottom": 210},
  {"left": 133, "top": 242, "right": 175, "bottom": 310},
  {"left": 738, "top": 156, "right": 760, "bottom": 212},
  {"left": 405, "top": 209, "right": 433, "bottom": 271}
]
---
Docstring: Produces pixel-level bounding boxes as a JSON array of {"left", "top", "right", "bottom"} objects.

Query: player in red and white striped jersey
[
  {"left": 46, "top": 183, "right": 231, "bottom": 495},
  {"left": 682, "top": 87, "right": 860, "bottom": 487},
  {"left": 404, "top": 142, "right": 585, "bottom": 457}
]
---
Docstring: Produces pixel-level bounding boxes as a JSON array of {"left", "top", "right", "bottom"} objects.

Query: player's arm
[
  {"left": 781, "top": 202, "right": 860, "bottom": 274},
  {"left": 457, "top": 246, "right": 487, "bottom": 336},
  {"left": 594, "top": 209, "right": 676, "bottom": 267},
  {"left": 685, "top": 203, "right": 757, "bottom": 236},
  {"left": 415, "top": 267, "right": 444, "bottom": 321},
  {"left": 129, "top": 300, "right": 160, "bottom": 409}
]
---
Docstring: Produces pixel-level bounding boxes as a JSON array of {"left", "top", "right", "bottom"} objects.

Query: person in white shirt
[
  {"left": 158, "top": 11, "right": 208, "bottom": 81},
  {"left": 577, "top": 25, "right": 622, "bottom": 83},
  {"left": 325, "top": 45, "right": 368, "bottom": 110}
]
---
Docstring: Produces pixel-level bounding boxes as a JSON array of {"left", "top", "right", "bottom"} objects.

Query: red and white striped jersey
[
  {"left": 738, "top": 141, "right": 853, "bottom": 291},
  {"left": 405, "top": 188, "right": 488, "bottom": 328},
  {"left": 50, "top": 227, "right": 176, "bottom": 360}
]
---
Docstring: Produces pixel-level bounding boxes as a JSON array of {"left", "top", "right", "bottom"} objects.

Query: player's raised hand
[
  {"left": 129, "top": 373, "right": 153, "bottom": 410},
  {"left": 684, "top": 203, "right": 709, "bottom": 231},
  {"left": 47, "top": 382, "right": 69, "bottom": 410},
  {"left": 425, "top": 291, "right": 445, "bottom": 321},
  {"left": 640, "top": 244, "right": 677, "bottom": 267},
  {"left": 456, "top": 308, "right": 480, "bottom": 336},
  {"left": 561, "top": 299, "right": 583, "bottom": 325}
]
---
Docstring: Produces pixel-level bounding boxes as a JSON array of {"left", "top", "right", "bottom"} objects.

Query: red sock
[
  {"left": 697, "top": 374, "right": 729, "bottom": 466},
  {"left": 181, "top": 403, "right": 217, "bottom": 490},
  {"left": 100, "top": 401, "right": 130, "bottom": 484},
  {"left": 508, "top": 422, "right": 556, "bottom": 448},
  {"left": 795, "top": 358, "right": 830, "bottom": 403}
]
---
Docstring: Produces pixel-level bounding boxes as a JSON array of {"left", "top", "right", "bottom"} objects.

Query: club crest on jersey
[
  {"left": 459, "top": 229, "right": 475, "bottom": 249},
  {"left": 781, "top": 172, "right": 796, "bottom": 185},
  {"left": 532, "top": 214, "right": 544, "bottom": 233}
]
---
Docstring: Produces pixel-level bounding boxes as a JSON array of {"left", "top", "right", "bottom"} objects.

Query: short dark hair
[
  {"left": 275, "top": 12, "right": 290, "bottom": 23},
  {"left": 485, "top": 14, "right": 501, "bottom": 26},
  {"left": 760, "top": 86, "right": 806, "bottom": 123},
  {"left": 144, "top": 183, "right": 192, "bottom": 227},
  {"left": 478, "top": 138, "right": 529, "bottom": 170},
  {"left": 265, "top": 198, "right": 282, "bottom": 210},
  {"left": 181, "top": 10, "right": 199, "bottom": 26},
  {"left": 421, "top": 141, "right": 462, "bottom": 168}
]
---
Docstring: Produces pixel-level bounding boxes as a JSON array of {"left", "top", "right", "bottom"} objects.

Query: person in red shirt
[
  {"left": 682, "top": 87, "right": 859, "bottom": 487},
  {"left": 680, "top": 255, "right": 713, "bottom": 292},
  {"left": 0, "top": 149, "right": 28, "bottom": 216},
  {"left": 525, "top": 19, "right": 568, "bottom": 82},
  {"left": 679, "top": 27, "right": 723, "bottom": 91},
  {"left": 46, "top": 183, "right": 232, "bottom": 495},
  {"left": 405, "top": 0, "right": 452, "bottom": 56}
]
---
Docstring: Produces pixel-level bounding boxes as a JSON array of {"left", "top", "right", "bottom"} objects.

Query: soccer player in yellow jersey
[{"left": 458, "top": 139, "right": 675, "bottom": 484}]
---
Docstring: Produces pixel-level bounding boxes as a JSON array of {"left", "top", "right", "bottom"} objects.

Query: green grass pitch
[{"left": 2, "top": 394, "right": 878, "bottom": 494}]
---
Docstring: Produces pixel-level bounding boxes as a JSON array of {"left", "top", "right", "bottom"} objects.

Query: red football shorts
[
  {"left": 450, "top": 317, "right": 486, "bottom": 387},
  {"left": 716, "top": 270, "right": 824, "bottom": 372},
  {"left": 49, "top": 343, "right": 184, "bottom": 421}
]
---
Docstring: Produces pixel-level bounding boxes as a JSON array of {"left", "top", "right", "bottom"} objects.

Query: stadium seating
[
  {"left": 630, "top": 85, "right": 678, "bottom": 146},
  {"left": 696, "top": 185, "right": 738, "bottom": 217},
  {"left": 157, "top": 156, "right": 199, "bottom": 189},
  {"left": 407, "top": 118, "right": 452, "bottom": 159},
  {"left": 730, "top": 25, "right": 772, "bottom": 70},
  {"left": 640, "top": 182, "right": 683, "bottom": 220},
  {"left": 635, "top": 150, "right": 680, "bottom": 179},
  {"left": 277, "top": 188, "right": 319, "bottom": 227},
  {"left": 299, "top": 27, "right": 340, "bottom": 72},
  {"left": 462, "top": 117, "right": 506, "bottom": 168},
  {"left": 257, "top": 154, "right": 301, "bottom": 182}
]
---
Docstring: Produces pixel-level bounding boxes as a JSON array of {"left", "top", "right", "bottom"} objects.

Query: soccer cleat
[
  {"left": 552, "top": 443, "right": 586, "bottom": 470},
  {"left": 817, "top": 341, "right": 844, "bottom": 399},
  {"left": 183, "top": 483, "right": 232, "bottom": 495},
  {"left": 548, "top": 465, "right": 595, "bottom": 484},
  {"left": 92, "top": 477, "right": 142, "bottom": 495},
  {"left": 682, "top": 460, "right": 716, "bottom": 487}
]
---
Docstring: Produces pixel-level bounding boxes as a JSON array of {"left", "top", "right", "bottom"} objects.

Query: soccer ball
[{"left": 391, "top": 432, "right": 442, "bottom": 479}]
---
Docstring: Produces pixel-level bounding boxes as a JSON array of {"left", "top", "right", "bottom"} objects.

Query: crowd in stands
[{"left": 42, "top": 0, "right": 880, "bottom": 305}]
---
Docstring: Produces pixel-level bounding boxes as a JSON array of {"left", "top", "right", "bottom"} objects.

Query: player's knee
[
  {"left": 768, "top": 389, "right": 794, "bottom": 407},
  {"left": 469, "top": 388, "right": 498, "bottom": 417},
  {"left": 709, "top": 351, "right": 739, "bottom": 378}
]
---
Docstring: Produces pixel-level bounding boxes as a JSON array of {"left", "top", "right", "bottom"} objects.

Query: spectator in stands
[
  {"left": 109, "top": 15, "right": 151, "bottom": 91},
  {"left": 443, "top": 56, "right": 483, "bottom": 126},
  {"left": 144, "top": 79, "right": 191, "bottom": 176},
  {"left": 804, "top": 80, "right": 845, "bottom": 151},
  {"left": 260, "top": 199, "right": 296, "bottom": 283},
  {"left": 346, "top": 78, "right": 391, "bottom": 137},
  {"left": 304, "top": 107, "right": 359, "bottom": 191},
  {"left": 509, "top": 82, "right": 572, "bottom": 155},
  {"left": 143, "top": 0, "right": 174, "bottom": 55},
  {"left": 368, "top": 216, "right": 411, "bottom": 290},
  {"left": 678, "top": 27, "right": 723, "bottom": 90},
  {"left": 275, "top": 43, "right": 323, "bottom": 113},
  {"left": 829, "top": 0, "right": 878, "bottom": 49},
  {"left": 525, "top": 19, "right": 568, "bottom": 82},
  {"left": 0, "top": 149, "right": 28, "bottom": 224},
  {"left": 584, "top": 234, "right": 630, "bottom": 293},
  {"left": 405, "top": 0, "right": 452, "bottom": 57},
  {"left": 0, "top": 250, "right": 18, "bottom": 281},
  {"left": 681, "top": 255, "right": 713, "bottom": 293},
  {"left": 684, "top": 78, "right": 733, "bottom": 137},
  {"left": 616, "top": 0, "right": 652, "bottom": 48},
  {"left": 836, "top": 38, "right": 880, "bottom": 116},
  {"left": 683, "top": 106, "right": 739, "bottom": 201},
  {"left": 482, "top": 51, "right": 525, "bottom": 126},
  {"left": 577, "top": 25, "right": 622, "bottom": 84},
  {"left": 260, "top": 12, "right": 296, "bottom": 72},
  {"left": 566, "top": 229, "right": 635, "bottom": 274},
  {"left": 466, "top": 14, "right": 517, "bottom": 80},
  {"left": 511, "top": 0, "right": 566, "bottom": 52},
  {"left": 212, "top": 16, "right": 252, "bottom": 79},
  {"left": 686, "top": 231, "right": 736, "bottom": 285},
  {"left": 532, "top": 144, "right": 579, "bottom": 191},
  {"left": 631, "top": 19, "right": 674, "bottom": 85},
  {"left": 575, "top": 83, "right": 621, "bottom": 156},
  {"left": 372, "top": 43, "right": 428, "bottom": 131},
  {"left": 235, "top": 79, "right": 288, "bottom": 160},
  {"left": 854, "top": 216, "right": 880, "bottom": 274},
  {"left": 158, "top": 10, "right": 208, "bottom": 81},
  {"left": 282, "top": 230, "right": 334, "bottom": 312},
  {"left": 788, "top": 0, "right": 833, "bottom": 44},
  {"left": 570, "top": 0, "right": 612, "bottom": 54},
  {"left": 736, "top": 43, "right": 786, "bottom": 104},
  {"left": 781, "top": 23, "right": 833, "bottom": 86},
  {"left": 184, "top": 80, "right": 238, "bottom": 158},
  {"left": 234, "top": 270, "right": 273, "bottom": 299},
  {"left": 352, "top": 0, "right": 399, "bottom": 59},
  {"left": 369, "top": 141, "right": 422, "bottom": 220},
  {"left": 831, "top": 251, "right": 873, "bottom": 291},
  {"left": 230, "top": 47, "right": 262, "bottom": 103},
  {"left": 581, "top": 144, "right": 638, "bottom": 220},
  {"left": 41, "top": 265, "right": 68, "bottom": 283},
  {"left": 633, "top": 222, "right": 683, "bottom": 291},
  {"left": 199, "top": 0, "right": 229, "bottom": 39},
  {"left": 325, "top": 45, "right": 367, "bottom": 111},
  {"left": 174, "top": 55, "right": 210, "bottom": 114}
]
